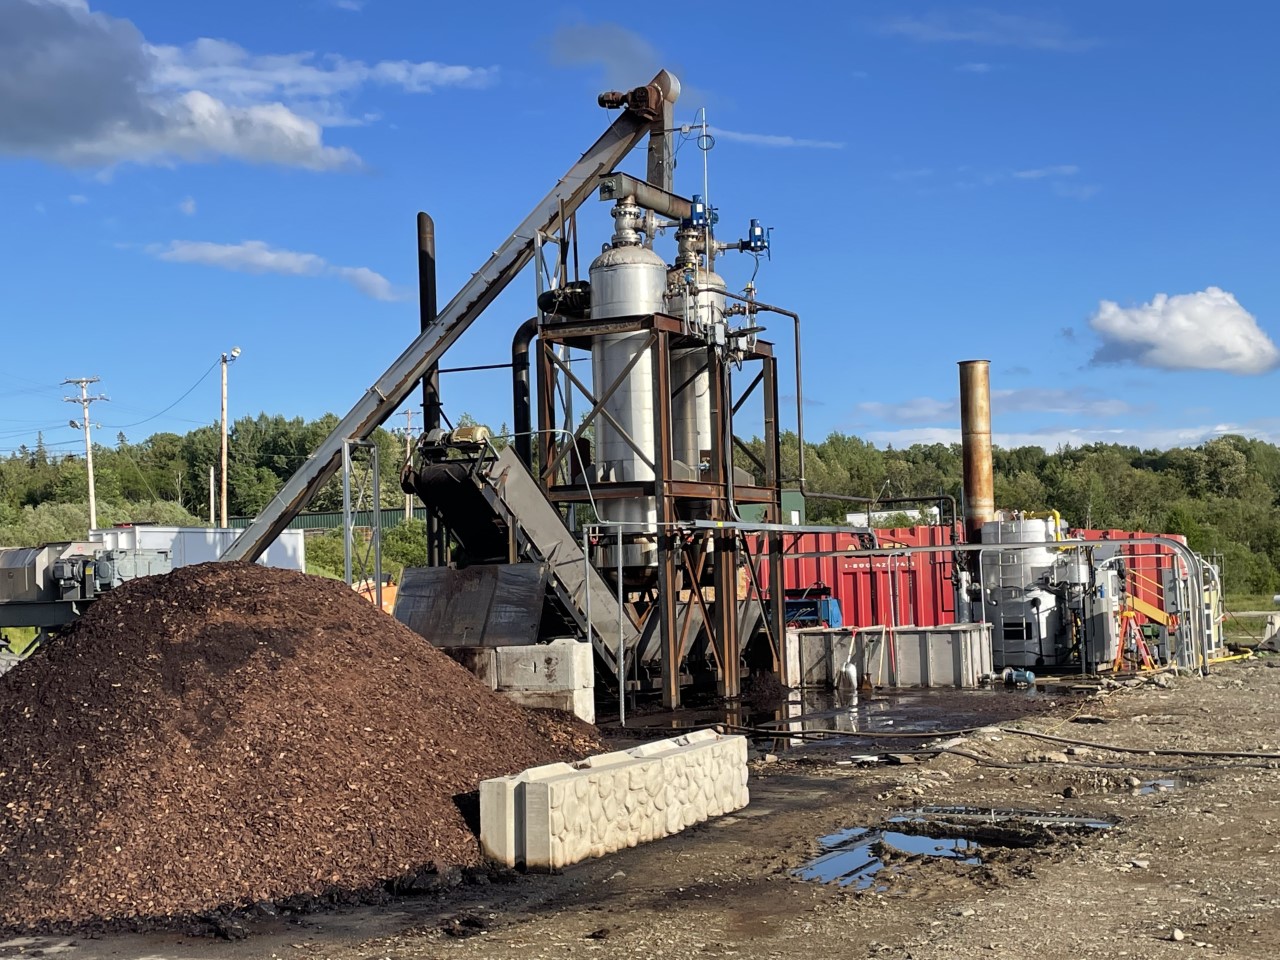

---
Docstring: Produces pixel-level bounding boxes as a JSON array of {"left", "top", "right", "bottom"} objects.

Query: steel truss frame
[{"left": 536, "top": 312, "right": 787, "bottom": 706}]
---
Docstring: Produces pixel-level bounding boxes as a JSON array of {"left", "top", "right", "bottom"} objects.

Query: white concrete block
[
  {"left": 479, "top": 761, "right": 575, "bottom": 866},
  {"left": 493, "top": 637, "right": 593, "bottom": 690},
  {"left": 488, "top": 734, "right": 749, "bottom": 871}
]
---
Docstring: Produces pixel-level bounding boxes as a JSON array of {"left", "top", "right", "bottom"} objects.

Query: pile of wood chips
[{"left": 0, "top": 562, "right": 601, "bottom": 930}]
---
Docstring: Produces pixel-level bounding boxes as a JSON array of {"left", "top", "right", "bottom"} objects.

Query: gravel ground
[{"left": 7, "top": 658, "right": 1279, "bottom": 959}]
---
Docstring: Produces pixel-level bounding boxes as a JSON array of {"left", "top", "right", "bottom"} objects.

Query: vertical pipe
[
  {"left": 372, "top": 443, "right": 382, "bottom": 613},
  {"left": 342, "top": 441, "right": 353, "bottom": 586},
  {"left": 958, "top": 360, "right": 995, "bottom": 543},
  {"left": 512, "top": 317, "right": 539, "bottom": 468},
  {"left": 417, "top": 212, "right": 442, "bottom": 566},
  {"left": 208, "top": 465, "right": 215, "bottom": 526},
  {"left": 617, "top": 523, "right": 625, "bottom": 727},
  {"left": 220, "top": 356, "right": 229, "bottom": 528},
  {"left": 583, "top": 528, "right": 593, "bottom": 659}
]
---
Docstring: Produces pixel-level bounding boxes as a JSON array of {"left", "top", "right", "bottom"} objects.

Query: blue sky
[{"left": 2, "top": 0, "right": 1278, "bottom": 460}]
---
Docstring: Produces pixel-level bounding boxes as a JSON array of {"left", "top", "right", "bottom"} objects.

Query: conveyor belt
[
  {"left": 476, "top": 448, "right": 641, "bottom": 672},
  {"left": 405, "top": 448, "right": 642, "bottom": 673},
  {"left": 408, "top": 462, "right": 510, "bottom": 564}
]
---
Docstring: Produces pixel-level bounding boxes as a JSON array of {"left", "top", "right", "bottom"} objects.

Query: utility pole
[
  {"left": 220, "top": 347, "right": 241, "bottom": 528},
  {"left": 401, "top": 408, "right": 415, "bottom": 520},
  {"left": 63, "top": 377, "right": 108, "bottom": 532}
]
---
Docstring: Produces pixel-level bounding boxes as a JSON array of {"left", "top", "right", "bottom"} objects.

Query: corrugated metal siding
[
  {"left": 228, "top": 507, "right": 430, "bottom": 532},
  {"left": 767, "top": 525, "right": 1187, "bottom": 630},
  {"left": 763, "top": 525, "right": 961, "bottom": 630}
]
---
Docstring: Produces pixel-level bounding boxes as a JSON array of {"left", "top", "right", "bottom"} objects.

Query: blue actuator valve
[
  {"left": 745, "top": 218, "right": 771, "bottom": 256},
  {"left": 689, "top": 194, "right": 707, "bottom": 228}
]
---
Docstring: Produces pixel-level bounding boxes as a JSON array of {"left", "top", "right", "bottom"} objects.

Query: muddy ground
[{"left": 6, "top": 660, "right": 1279, "bottom": 960}]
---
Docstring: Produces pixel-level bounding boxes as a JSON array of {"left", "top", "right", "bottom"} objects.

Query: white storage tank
[
  {"left": 981, "top": 518, "right": 1059, "bottom": 668},
  {"left": 588, "top": 201, "right": 667, "bottom": 566},
  {"left": 665, "top": 264, "right": 725, "bottom": 479}
]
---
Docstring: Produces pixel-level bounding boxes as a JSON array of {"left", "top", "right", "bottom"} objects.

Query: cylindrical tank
[
  {"left": 590, "top": 241, "right": 668, "bottom": 563},
  {"left": 982, "top": 518, "right": 1058, "bottom": 668},
  {"left": 666, "top": 266, "right": 726, "bottom": 477}
]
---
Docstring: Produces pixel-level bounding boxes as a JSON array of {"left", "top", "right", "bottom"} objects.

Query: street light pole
[
  {"left": 63, "top": 377, "right": 108, "bottom": 532},
  {"left": 220, "top": 347, "right": 241, "bottom": 528}
]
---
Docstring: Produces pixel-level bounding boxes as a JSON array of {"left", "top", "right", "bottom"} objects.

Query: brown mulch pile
[{"left": 0, "top": 562, "right": 602, "bottom": 930}]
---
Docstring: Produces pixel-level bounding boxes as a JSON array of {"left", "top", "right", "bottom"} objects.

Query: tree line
[{"left": 3, "top": 415, "right": 1278, "bottom": 593}]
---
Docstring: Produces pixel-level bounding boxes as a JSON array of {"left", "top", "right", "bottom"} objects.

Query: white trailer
[{"left": 90, "top": 526, "right": 305, "bottom": 571}]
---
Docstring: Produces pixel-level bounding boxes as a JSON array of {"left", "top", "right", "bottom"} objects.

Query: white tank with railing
[{"left": 981, "top": 517, "right": 1060, "bottom": 668}]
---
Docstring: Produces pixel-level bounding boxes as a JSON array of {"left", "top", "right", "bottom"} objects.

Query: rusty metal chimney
[{"left": 958, "top": 360, "right": 994, "bottom": 542}]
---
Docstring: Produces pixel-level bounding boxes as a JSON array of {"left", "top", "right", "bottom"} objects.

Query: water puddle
[
  {"left": 1136, "top": 778, "right": 1186, "bottom": 795},
  {"left": 795, "top": 807, "right": 1115, "bottom": 890},
  {"left": 794, "top": 827, "right": 982, "bottom": 890}
]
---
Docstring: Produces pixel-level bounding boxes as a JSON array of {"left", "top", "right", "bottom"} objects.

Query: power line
[{"left": 100, "top": 359, "right": 220, "bottom": 430}]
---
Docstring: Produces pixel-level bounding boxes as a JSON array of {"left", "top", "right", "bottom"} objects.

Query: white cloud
[
  {"left": 332, "top": 265, "right": 400, "bottom": 301},
  {"left": 956, "top": 62, "right": 993, "bottom": 73},
  {"left": 178, "top": 196, "right": 196, "bottom": 215},
  {"left": 859, "top": 387, "right": 1136, "bottom": 425},
  {"left": 0, "top": 0, "right": 492, "bottom": 171},
  {"left": 859, "top": 396, "right": 956, "bottom": 423},
  {"left": 1012, "top": 164, "right": 1078, "bottom": 180},
  {"left": 710, "top": 127, "right": 844, "bottom": 150},
  {"left": 60, "top": 90, "right": 359, "bottom": 171},
  {"left": 149, "top": 239, "right": 407, "bottom": 301},
  {"left": 68, "top": 193, "right": 88, "bottom": 204},
  {"left": 863, "top": 422, "right": 1278, "bottom": 452},
  {"left": 1090, "top": 287, "right": 1279, "bottom": 375},
  {"left": 331, "top": 0, "right": 365, "bottom": 9},
  {"left": 877, "top": 11, "right": 1098, "bottom": 51},
  {"left": 148, "top": 38, "right": 495, "bottom": 105}
]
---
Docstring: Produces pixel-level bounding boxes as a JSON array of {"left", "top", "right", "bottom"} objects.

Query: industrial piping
[
  {"left": 511, "top": 316, "right": 538, "bottom": 469},
  {"left": 958, "top": 359, "right": 995, "bottom": 542},
  {"left": 417, "top": 212, "right": 445, "bottom": 566}
]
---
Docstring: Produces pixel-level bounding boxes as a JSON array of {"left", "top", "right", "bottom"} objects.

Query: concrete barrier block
[
  {"left": 479, "top": 761, "right": 575, "bottom": 866},
  {"left": 494, "top": 637, "right": 592, "bottom": 690},
  {"left": 628, "top": 736, "right": 680, "bottom": 758},
  {"left": 490, "top": 734, "right": 749, "bottom": 871}
]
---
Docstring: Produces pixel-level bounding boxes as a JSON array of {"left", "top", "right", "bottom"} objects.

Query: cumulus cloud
[
  {"left": 149, "top": 239, "right": 407, "bottom": 301},
  {"left": 1089, "top": 287, "right": 1279, "bottom": 375},
  {"left": 148, "top": 38, "right": 495, "bottom": 104},
  {"left": 178, "top": 196, "right": 196, "bottom": 215},
  {"left": 0, "top": 0, "right": 492, "bottom": 171},
  {"left": 877, "top": 11, "right": 1098, "bottom": 51}
]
